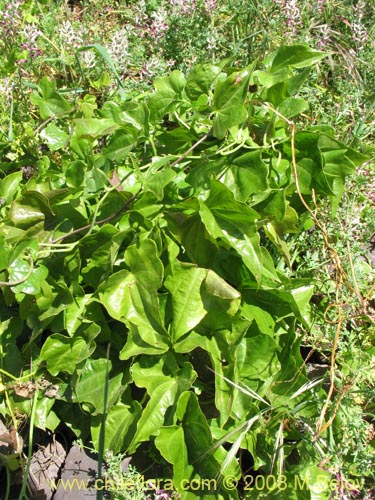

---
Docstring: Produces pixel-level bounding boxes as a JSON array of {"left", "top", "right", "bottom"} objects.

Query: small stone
[{"left": 53, "top": 444, "right": 99, "bottom": 500}]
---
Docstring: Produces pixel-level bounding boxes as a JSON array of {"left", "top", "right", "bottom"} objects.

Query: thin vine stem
[
  {"left": 0, "top": 257, "right": 33, "bottom": 287},
  {"left": 50, "top": 188, "right": 141, "bottom": 244},
  {"left": 265, "top": 102, "right": 369, "bottom": 439}
]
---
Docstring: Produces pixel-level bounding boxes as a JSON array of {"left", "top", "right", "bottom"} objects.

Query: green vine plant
[{"left": 0, "top": 45, "right": 371, "bottom": 499}]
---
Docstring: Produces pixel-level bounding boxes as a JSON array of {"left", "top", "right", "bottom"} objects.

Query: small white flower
[
  {"left": 81, "top": 50, "right": 96, "bottom": 68},
  {"left": 58, "top": 20, "right": 84, "bottom": 49},
  {"left": 150, "top": 8, "right": 168, "bottom": 41},
  {"left": 0, "top": 77, "right": 13, "bottom": 103},
  {"left": 107, "top": 28, "right": 130, "bottom": 69},
  {"left": 22, "top": 24, "right": 41, "bottom": 44},
  {"left": 170, "top": 0, "right": 196, "bottom": 15}
]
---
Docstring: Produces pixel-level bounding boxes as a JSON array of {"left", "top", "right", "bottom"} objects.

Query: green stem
[
  {"left": 51, "top": 188, "right": 141, "bottom": 244},
  {"left": 0, "top": 454, "right": 12, "bottom": 500},
  {"left": 96, "top": 343, "right": 111, "bottom": 500},
  {"left": 8, "top": 83, "right": 14, "bottom": 142},
  {"left": 18, "top": 389, "right": 39, "bottom": 500}
]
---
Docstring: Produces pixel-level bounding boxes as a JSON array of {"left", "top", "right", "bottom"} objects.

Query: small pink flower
[{"left": 204, "top": 0, "right": 216, "bottom": 14}]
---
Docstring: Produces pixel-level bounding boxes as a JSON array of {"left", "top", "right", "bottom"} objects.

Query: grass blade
[{"left": 76, "top": 44, "right": 125, "bottom": 92}]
